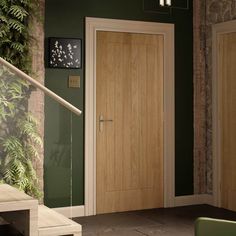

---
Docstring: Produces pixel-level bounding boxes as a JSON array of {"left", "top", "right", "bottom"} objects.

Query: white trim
[
  {"left": 85, "top": 17, "right": 175, "bottom": 216},
  {"left": 0, "top": 57, "right": 82, "bottom": 116},
  {"left": 53, "top": 205, "right": 85, "bottom": 218},
  {"left": 174, "top": 194, "right": 213, "bottom": 207},
  {"left": 212, "top": 19, "right": 236, "bottom": 208}
]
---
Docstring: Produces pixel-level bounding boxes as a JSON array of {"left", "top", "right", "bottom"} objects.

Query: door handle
[{"left": 99, "top": 115, "right": 113, "bottom": 132}]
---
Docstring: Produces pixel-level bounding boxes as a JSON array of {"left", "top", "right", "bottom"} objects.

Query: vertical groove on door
[{"left": 219, "top": 32, "right": 236, "bottom": 211}]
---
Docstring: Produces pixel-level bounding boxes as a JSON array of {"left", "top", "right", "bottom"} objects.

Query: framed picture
[{"left": 48, "top": 37, "right": 82, "bottom": 69}]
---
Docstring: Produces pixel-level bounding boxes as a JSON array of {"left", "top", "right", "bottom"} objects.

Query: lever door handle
[
  {"left": 99, "top": 115, "right": 113, "bottom": 123},
  {"left": 99, "top": 115, "right": 113, "bottom": 132},
  {"left": 99, "top": 119, "right": 113, "bottom": 122}
]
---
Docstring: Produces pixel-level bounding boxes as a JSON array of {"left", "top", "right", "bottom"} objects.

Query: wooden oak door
[
  {"left": 219, "top": 32, "right": 236, "bottom": 211},
  {"left": 96, "top": 31, "right": 164, "bottom": 214}
]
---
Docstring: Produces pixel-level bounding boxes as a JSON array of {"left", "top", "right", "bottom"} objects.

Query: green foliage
[
  {"left": 20, "top": 0, "right": 30, "bottom": 5},
  {"left": 9, "top": 5, "right": 28, "bottom": 21},
  {"left": 0, "top": 67, "right": 42, "bottom": 199},
  {"left": 0, "top": 0, "right": 8, "bottom": 10},
  {"left": 8, "top": 19, "right": 25, "bottom": 33},
  {"left": 0, "top": 1, "right": 42, "bottom": 199},
  {"left": 0, "top": 0, "right": 37, "bottom": 72},
  {"left": 10, "top": 42, "right": 24, "bottom": 52}
]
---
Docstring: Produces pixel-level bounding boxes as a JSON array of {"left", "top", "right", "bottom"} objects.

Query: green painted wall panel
[{"left": 44, "top": 0, "right": 193, "bottom": 207}]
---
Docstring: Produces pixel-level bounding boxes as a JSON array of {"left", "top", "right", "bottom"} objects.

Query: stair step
[
  {"left": 38, "top": 205, "right": 82, "bottom": 236},
  {"left": 0, "top": 184, "right": 33, "bottom": 203},
  {"left": 0, "top": 184, "right": 38, "bottom": 236},
  {"left": 0, "top": 184, "right": 82, "bottom": 236}
]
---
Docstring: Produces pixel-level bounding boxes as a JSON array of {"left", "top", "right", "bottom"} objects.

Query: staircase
[
  {"left": 0, "top": 57, "right": 83, "bottom": 235},
  {"left": 0, "top": 184, "right": 82, "bottom": 236}
]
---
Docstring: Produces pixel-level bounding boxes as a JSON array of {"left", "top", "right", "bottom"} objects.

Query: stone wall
[
  {"left": 193, "top": 0, "right": 207, "bottom": 194},
  {"left": 28, "top": 0, "right": 45, "bottom": 202},
  {"left": 194, "top": 0, "right": 236, "bottom": 194}
]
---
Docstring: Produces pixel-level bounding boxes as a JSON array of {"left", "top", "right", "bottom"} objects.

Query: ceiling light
[
  {"left": 166, "top": 0, "right": 171, "bottom": 6},
  {"left": 159, "top": 0, "right": 165, "bottom": 6},
  {"left": 159, "top": 0, "right": 172, "bottom": 7}
]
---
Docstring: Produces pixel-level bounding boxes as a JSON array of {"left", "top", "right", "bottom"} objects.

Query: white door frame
[
  {"left": 85, "top": 17, "right": 175, "bottom": 216},
  {"left": 212, "top": 19, "right": 236, "bottom": 208}
]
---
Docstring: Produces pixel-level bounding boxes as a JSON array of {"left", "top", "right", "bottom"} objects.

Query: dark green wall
[{"left": 44, "top": 0, "right": 193, "bottom": 207}]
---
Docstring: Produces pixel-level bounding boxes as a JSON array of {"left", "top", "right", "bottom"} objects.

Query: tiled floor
[{"left": 75, "top": 205, "right": 236, "bottom": 236}]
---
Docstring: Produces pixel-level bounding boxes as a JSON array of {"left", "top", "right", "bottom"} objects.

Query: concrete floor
[{"left": 75, "top": 205, "right": 236, "bottom": 236}]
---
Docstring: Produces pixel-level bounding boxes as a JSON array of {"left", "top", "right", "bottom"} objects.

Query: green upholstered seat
[{"left": 195, "top": 217, "right": 236, "bottom": 236}]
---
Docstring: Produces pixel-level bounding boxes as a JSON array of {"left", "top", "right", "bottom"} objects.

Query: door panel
[
  {"left": 96, "top": 31, "right": 164, "bottom": 214},
  {"left": 219, "top": 32, "right": 236, "bottom": 211}
]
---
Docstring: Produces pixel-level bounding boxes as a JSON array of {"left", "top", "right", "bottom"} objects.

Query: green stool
[{"left": 195, "top": 217, "right": 236, "bottom": 236}]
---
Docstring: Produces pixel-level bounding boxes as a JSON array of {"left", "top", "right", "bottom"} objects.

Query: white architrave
[{"left": 85, "top": 17, "right": 175, "bottom": 216}]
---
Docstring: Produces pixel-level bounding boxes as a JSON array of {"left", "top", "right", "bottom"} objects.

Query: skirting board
[
  {"left": 53, "top": 205, "right": 85, "bottom": 218},
  {"left": 53, "top": 195, "right": 213, "bottom": 218},
  {"left": 174, "top": 194, "right": 213, "bottom": 207}
]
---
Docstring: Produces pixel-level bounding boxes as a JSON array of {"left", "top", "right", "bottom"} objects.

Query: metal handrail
[{"left": 0, "top": 57, "right": 82, "bottom": 116}]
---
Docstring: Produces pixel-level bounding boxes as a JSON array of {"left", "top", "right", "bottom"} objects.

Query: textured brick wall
[
  {"left": 193, "top": 0, "right": 207, "bottom": 194},
  {"left": 28, "top": 0, "right": 45, "bottom": 202},
  {"left": 194, "top": 0, "right": 236, "bottom": 194}
]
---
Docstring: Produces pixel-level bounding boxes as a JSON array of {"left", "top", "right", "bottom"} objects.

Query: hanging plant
[{"left": 0, "top": 0, "right": 42, "bottom": 199}]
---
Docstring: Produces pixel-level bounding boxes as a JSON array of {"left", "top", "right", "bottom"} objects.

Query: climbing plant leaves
[
  {"left": 0, "top": 0, "right": 42, "bottom": 199},
  {"left": 9, "top": 5, "right": 28, "bottom": 21}
]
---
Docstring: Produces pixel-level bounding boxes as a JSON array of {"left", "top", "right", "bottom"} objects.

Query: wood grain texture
[
  {"left": 0, "top": 184, "right": 32, "bottom": 202},
  {"left": 219, "top": 33, "right": 236, "bottom": 211},
  {"left": 0, "top": 184, "right": 82, "bottom": 235},
  {"left": 38, "top": 205, "right": 81, "bottom": 236},
  {"left": 96, "top": 31, "right": 164, "bottom": 214},
  {"left": 0, "top": 184, "right": 38, "bottom": 236}
]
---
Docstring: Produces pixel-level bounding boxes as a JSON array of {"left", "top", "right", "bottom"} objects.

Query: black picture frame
[{"left": 48, "top": 37, "right": 82, "bottom": 69}]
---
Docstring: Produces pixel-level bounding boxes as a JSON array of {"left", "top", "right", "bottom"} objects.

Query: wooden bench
[{"left": 38, "top": 205, "right": 82, "bottom": 236}]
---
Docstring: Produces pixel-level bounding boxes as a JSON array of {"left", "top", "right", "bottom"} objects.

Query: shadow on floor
[
  {"left": 74, "top": 205, "right": 236, "bottom": 236},
  {"left": 0, "top": 224, "right": 23, "bottom": 236}
]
